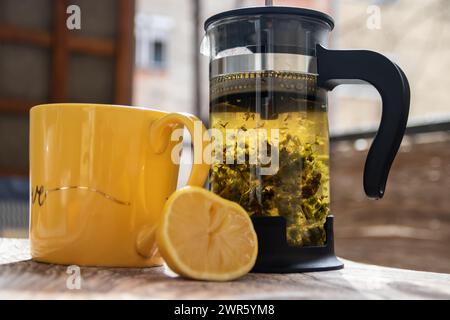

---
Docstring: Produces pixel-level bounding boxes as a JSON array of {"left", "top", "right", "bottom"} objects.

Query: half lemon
[{"left": 156, "top": 186, "right": 258, "bottom": 281}]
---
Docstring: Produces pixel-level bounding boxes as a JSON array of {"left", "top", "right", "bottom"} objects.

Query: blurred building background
[{"left": 0, "top": 0, "right": 449, "bottom": 273}]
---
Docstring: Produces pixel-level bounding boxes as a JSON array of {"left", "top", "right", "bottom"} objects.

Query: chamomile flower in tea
[{"left": 210, "top": 71, "right": 330, "bottom": 246}]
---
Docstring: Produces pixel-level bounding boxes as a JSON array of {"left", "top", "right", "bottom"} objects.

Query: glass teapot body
[
  {"left": 210, "top": 75, "right": 330, "bottom": 246},
  {"left": 204, "top": 7, "right": 410, "bottom": 251}
]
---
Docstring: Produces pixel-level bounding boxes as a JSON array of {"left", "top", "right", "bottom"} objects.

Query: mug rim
[{"left": 30, "top": 103, "right": 166, "bottom": 114}]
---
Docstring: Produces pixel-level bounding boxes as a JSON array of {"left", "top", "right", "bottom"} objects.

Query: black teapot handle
[{"left": 316, "top": 44, "right": 410, "bottom": 199}]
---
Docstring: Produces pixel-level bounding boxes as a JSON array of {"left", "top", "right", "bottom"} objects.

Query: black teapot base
[{"left": 251, "top": 215, "right": 344, "bottom": 273}]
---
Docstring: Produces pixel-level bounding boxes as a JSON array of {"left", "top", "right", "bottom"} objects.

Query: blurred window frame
[{"left": 135, "top": 13, "right": 173, "bottom": 70}]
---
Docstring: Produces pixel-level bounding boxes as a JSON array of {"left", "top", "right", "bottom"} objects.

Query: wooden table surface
[{"left": 1, "top": 238, "right": 449, "bottom": 299}]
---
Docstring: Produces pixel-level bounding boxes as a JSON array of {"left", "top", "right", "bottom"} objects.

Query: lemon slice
[{"left": 156, "top": 186, "right": 258, "bottom": 281}]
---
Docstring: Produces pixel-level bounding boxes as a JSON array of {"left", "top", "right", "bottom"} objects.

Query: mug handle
[
  {"left": 149, "top": 112, "right": 210, "bottom": 186},
  {"left": 136, "top": 112, "right": 210, "bottom": 258}
]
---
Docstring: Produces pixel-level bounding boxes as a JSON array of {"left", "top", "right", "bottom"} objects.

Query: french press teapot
[{"left": 203, "top": 6, "right": 410, "bottom": 272}]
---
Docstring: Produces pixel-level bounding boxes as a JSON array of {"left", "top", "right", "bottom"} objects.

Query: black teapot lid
[
  {"left": 204, "top": 6, "right": 334, "bottom": 56},
  {"left": 204, "top": 6, "right": 335, "bottom": 31}
]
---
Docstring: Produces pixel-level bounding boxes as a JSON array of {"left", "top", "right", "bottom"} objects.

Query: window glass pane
[{"left": 153, "top": 41, "right": 165, "bottom": 67}]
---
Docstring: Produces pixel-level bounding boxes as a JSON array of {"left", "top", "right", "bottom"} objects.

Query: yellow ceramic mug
[{"left": 30, "top": 103, "right": 209, "bottom": 267}]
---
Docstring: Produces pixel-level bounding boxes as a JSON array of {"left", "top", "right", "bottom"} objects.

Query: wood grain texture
[
  {"left": 0, "top": 238, "right": 449, "bottom": 300},
  {"left": 68, "top": 36, "right": 115, "bottom": 57},
  {"left": 50, "top": 0, "right": 69, "bottom": 102},
  {"left": 0, "top": 98, "right": 43, "bottom": 114},
  {"left": 0, "top": 24, "right": 115, "bottom": 58},
  {"left": 0, "top": 25, "right": 52, "bottom": 46},
  {"left": 114, "top": 0, "right": 134, "bottom": 105}
]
